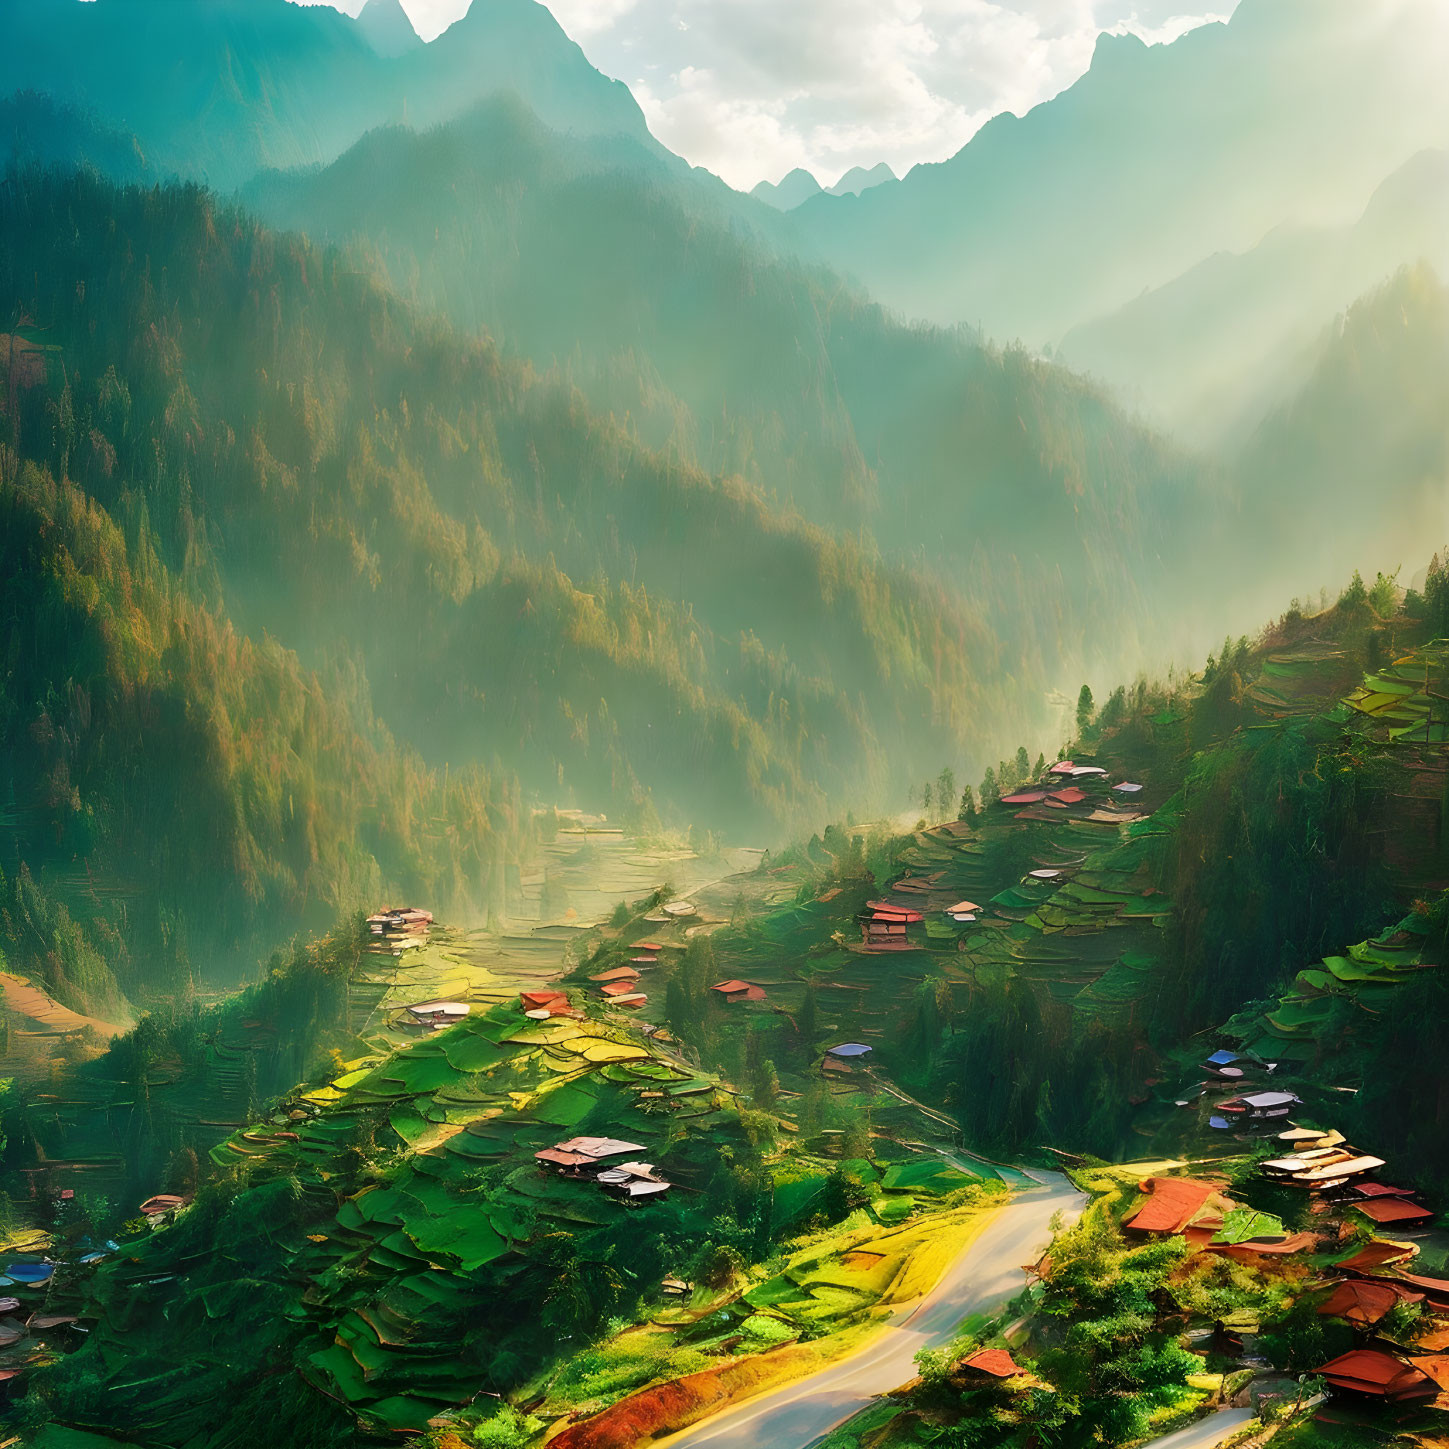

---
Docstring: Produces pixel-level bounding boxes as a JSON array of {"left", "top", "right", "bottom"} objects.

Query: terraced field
[
  {"left": 595, "top": 770, "right": 1178, "bottom": 1112},
  {"left": 36, "top": 901, "right": 1001, "bottom": 1442}
]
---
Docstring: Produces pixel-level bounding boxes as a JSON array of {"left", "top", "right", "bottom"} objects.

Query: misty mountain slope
[
  {"left": 245, "top": 98, "right": 1218, "bottom": 685},
  {"left": 1233, "top": 263, "right": 1449, "bottom": 593},
  {"left": 789, "top": 0, "right": 1449, "bottom": 346},
  {"left": 0, "top": 0, "right": 659, "bottom": 189},
  {"left": 1, "top": 167, "right": 1049, "bottom": 841},
  {"left": 1060, "top": 149, "right": 1449, "bottom": 443},
  {"left": 356, "top": 0, "right": 422, "bottom": 58},
  {"left": 0, "top": 89, "right": 149, "bottom": 182},
  {"left": 0, "top": 461, "right": 534, "bottom": 1013}
]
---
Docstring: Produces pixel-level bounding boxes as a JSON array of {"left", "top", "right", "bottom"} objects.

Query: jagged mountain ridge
[
  {"left": 0, "top": 0, "right": 659, "bottom": 188},
  {"left": 788, "top": 0, "right": 1449, "bottom": 345}
]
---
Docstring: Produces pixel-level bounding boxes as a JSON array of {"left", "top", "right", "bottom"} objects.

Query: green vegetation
[
  {"left": 0, "top": 164, "right": 1050, "bottom": 861},
  {"left": 0, "top": 457, "right": 529, "bottom": 1010},
  {"left": 12, "top": 912, "right": 1003, "bottom": 1446},
  {"left": 3, "top": 9, "right": 1449, "bottom": 1448}
]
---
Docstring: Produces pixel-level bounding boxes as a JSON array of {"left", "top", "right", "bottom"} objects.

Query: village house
[
  {"left": 1316, "top": 1349, "right": 1437, "bottom": 1404},
  {"left": 710, "top": 979, "right": 766, "bottom": 1003},
  {"left": 1123, "top": 1177, "right": 1234, "bottom": 1240}
]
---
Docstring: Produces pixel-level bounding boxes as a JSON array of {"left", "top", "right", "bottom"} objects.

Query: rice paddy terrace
[
  {"left": 22, "top": 950, "right": 1007, "bottom": 1443},
  {"left": 14, "top": 623, "right": 1449, "bottom": 1446},
  {"left": 8, "top": 830, "right": 1022, "bottom": 1443},
  {"left": 569, "top": 764, "right": 1180, "bottom": 1111},
  {"left": 5, "top": 833, "right": 762, "bottom": 1235},
  {"left": 561, "top": 626, "right": 1449, "bottom": 1168}
]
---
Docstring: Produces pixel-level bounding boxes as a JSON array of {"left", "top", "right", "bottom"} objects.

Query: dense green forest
[
  {"left": 245, "top": 98, "right": 1204, "bottom": 599},
  {"left": 618, "top": 574, "right": 1448, "bottom": 1196},
  {"left": 3, "top": 7, "right": 1449, "bottom": 1448},
  {"left": 0, "top": 459, "right": 531, "bottom": 1010},
  {"left": 0, "top": 166, "right": 1049, "bottom": 846}
]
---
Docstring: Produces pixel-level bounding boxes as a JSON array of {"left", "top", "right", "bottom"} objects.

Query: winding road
[{"left": 656, "top": 1168, "right": 1087, "bottom": 1449}]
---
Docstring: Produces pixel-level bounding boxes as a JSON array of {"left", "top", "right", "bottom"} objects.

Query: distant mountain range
[
  {"left": 0, "top": 0, "right": 657, "bottom": 189},
  {"left": 751, "top": 161, "right": 895, "bottom": 211},
  {"left": 789, "top": 0, "right": 1449, "bottom": 350},
  {"left": 1059, "top": 149, "right": 1449, "bottom": 443}
]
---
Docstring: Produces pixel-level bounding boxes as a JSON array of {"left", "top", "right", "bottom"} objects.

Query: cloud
[
  {"left": 554, "top": 0, "right": 1237, "bottom": 189},
  {"left": 302, "top": 0, "right": 1236, "bottom": 189}
]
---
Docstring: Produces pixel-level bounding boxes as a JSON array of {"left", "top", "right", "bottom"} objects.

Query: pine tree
[
  {"left": 980, "top": 767, "right": 999, "bottom": 807},
  {"left": 936, "top": 768, "right": 956, "bottom": 819},
  {"left": 796, "top": 980, "right": 819, "bottom": 1051},
  {"left": 957, "top": 784, "right": 976, "bottom": 821},
  {"left": 1014, "top": 746, "right": 1030, "bottom": 782},
  {"left": 1076, "top": 684, "right": 1095, "bottom": 737}
]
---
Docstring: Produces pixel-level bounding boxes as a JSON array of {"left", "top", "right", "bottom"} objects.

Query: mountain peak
[
  {"left": 827, "top": 161, "right": 896, "bottom": 197},
  {"left": 1089, "top": 28, "right": 1148, "bottom": 68},
  {"left": 356, "top": 0, "right": 420, "bottom": 57},
  {"left": 751, "top": 167, "right": 822, "bottom": 211}
]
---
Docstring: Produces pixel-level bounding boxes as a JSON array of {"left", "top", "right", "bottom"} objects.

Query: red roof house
[
  {"left": 1356, "top": 1198, "right": 1434, "bottom": 1226},
  {"left": 1316, "top": 1349, "right": 1437, "bottom": 1402},
  {"left": 591, "top": 966, "right": 642, "bottom": 983},
  {"left": 1317, "top": 1280, "right": 1423, "bottom": 1326},
  {"left": 960, "top": 1349, "right": 1022, "bottom": 1379},
  {"left": 1336, "top": 1240, "right": 1417, "bottom": 1273},
  {"left": 1124, "top": 1177, "right": 1227, "bottom": 1236}
]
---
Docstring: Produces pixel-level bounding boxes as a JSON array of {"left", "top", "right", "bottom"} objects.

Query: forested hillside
[
  {"left": 1235, "top": 263, "right": 1449, "bottom": 593},
  {"left": 1060, "top": 149, "right": 1449, "bottom": 442},
  {"left": 0, "top": 460, "right": 532, "bottom": 1014},
  {"left": 245, "top": 100, "right": 1214, "bottom": 675},
  {"left": 0, "top": 169, "right": 1054, "bottom": 880}
]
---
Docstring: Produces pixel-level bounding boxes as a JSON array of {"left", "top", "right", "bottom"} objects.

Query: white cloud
[
  {"left": 558, "top": 0, "right": 1237, "bottom": 189},
  {"left": 302, "top": 0, "right": 1236, "bottom": 189}
]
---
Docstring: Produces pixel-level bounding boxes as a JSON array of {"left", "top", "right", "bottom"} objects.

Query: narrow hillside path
[
  {"left": 0, "top": 971, "right": 130, "bottom": 1038},
  {"left": 1144, "top": 1408, "right": 1255, "bottom": 1449}
]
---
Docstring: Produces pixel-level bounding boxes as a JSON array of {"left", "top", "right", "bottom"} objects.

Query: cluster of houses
[
  {"left": 400, "top": 1000, "right": 471, "bottom": 1032},
  {"left": 854, "top": 763, "right": 1148, "bottom": 952},
  {"left": 587, "top": 939, "right": 661, "bottom": 1009},
  {"left": 533, "top": 1136, "right": 671, "bottom": 1201},
  {"left": 1195, "top": 1047, "right": 1300, "bottom": 1131},
  {"left": 366, "top": 906, "right": 433, "bottom": 956},
  {"left": 996, "top": 761, "right": 1147, "bottom": 823},
  {"left": 519, "top": 988, "right": 579, "bottom": 1020},
  {"left": 1121, "top": 1107, "right": 1449, "bottom": 1411}
]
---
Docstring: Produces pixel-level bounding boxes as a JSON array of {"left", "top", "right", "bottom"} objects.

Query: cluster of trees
[
  {"left": 0, "top": 458, "right": 531, "bottom": 1008},
  {"left": 904, "top": 1194, "right": 1315, "bottom": 1449},
  {"left": 250, "top": 95, "right": 1207, "bottom": 638},
  {"left": 881, "top": 589, "right": 1412, "bottom": 1163},
  {"left": 0, "top": 166, "right": 1048, "bottom": 845},
  {"left": 21, "top": 992, "right": 873, "bottom": 1448},
  {"left": 975, "top": 747, "right": 1049, "bottom": 812},
  {"left": 2, "top": 925, "right": 368, "bottom": 1224}
]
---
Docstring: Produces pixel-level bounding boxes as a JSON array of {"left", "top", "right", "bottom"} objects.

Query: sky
[{"left": 309, "top": 0, "right": 1238, "bottom": 190}]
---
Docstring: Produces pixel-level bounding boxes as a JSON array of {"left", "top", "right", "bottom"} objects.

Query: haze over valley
[{"left": 1, "top": 3, "right": 1449, "bottom": 1447}]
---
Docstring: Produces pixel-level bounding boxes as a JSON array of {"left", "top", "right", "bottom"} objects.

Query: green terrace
[{"left": 36, "top": 962, "right": 1006, "bottom": 1441}]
